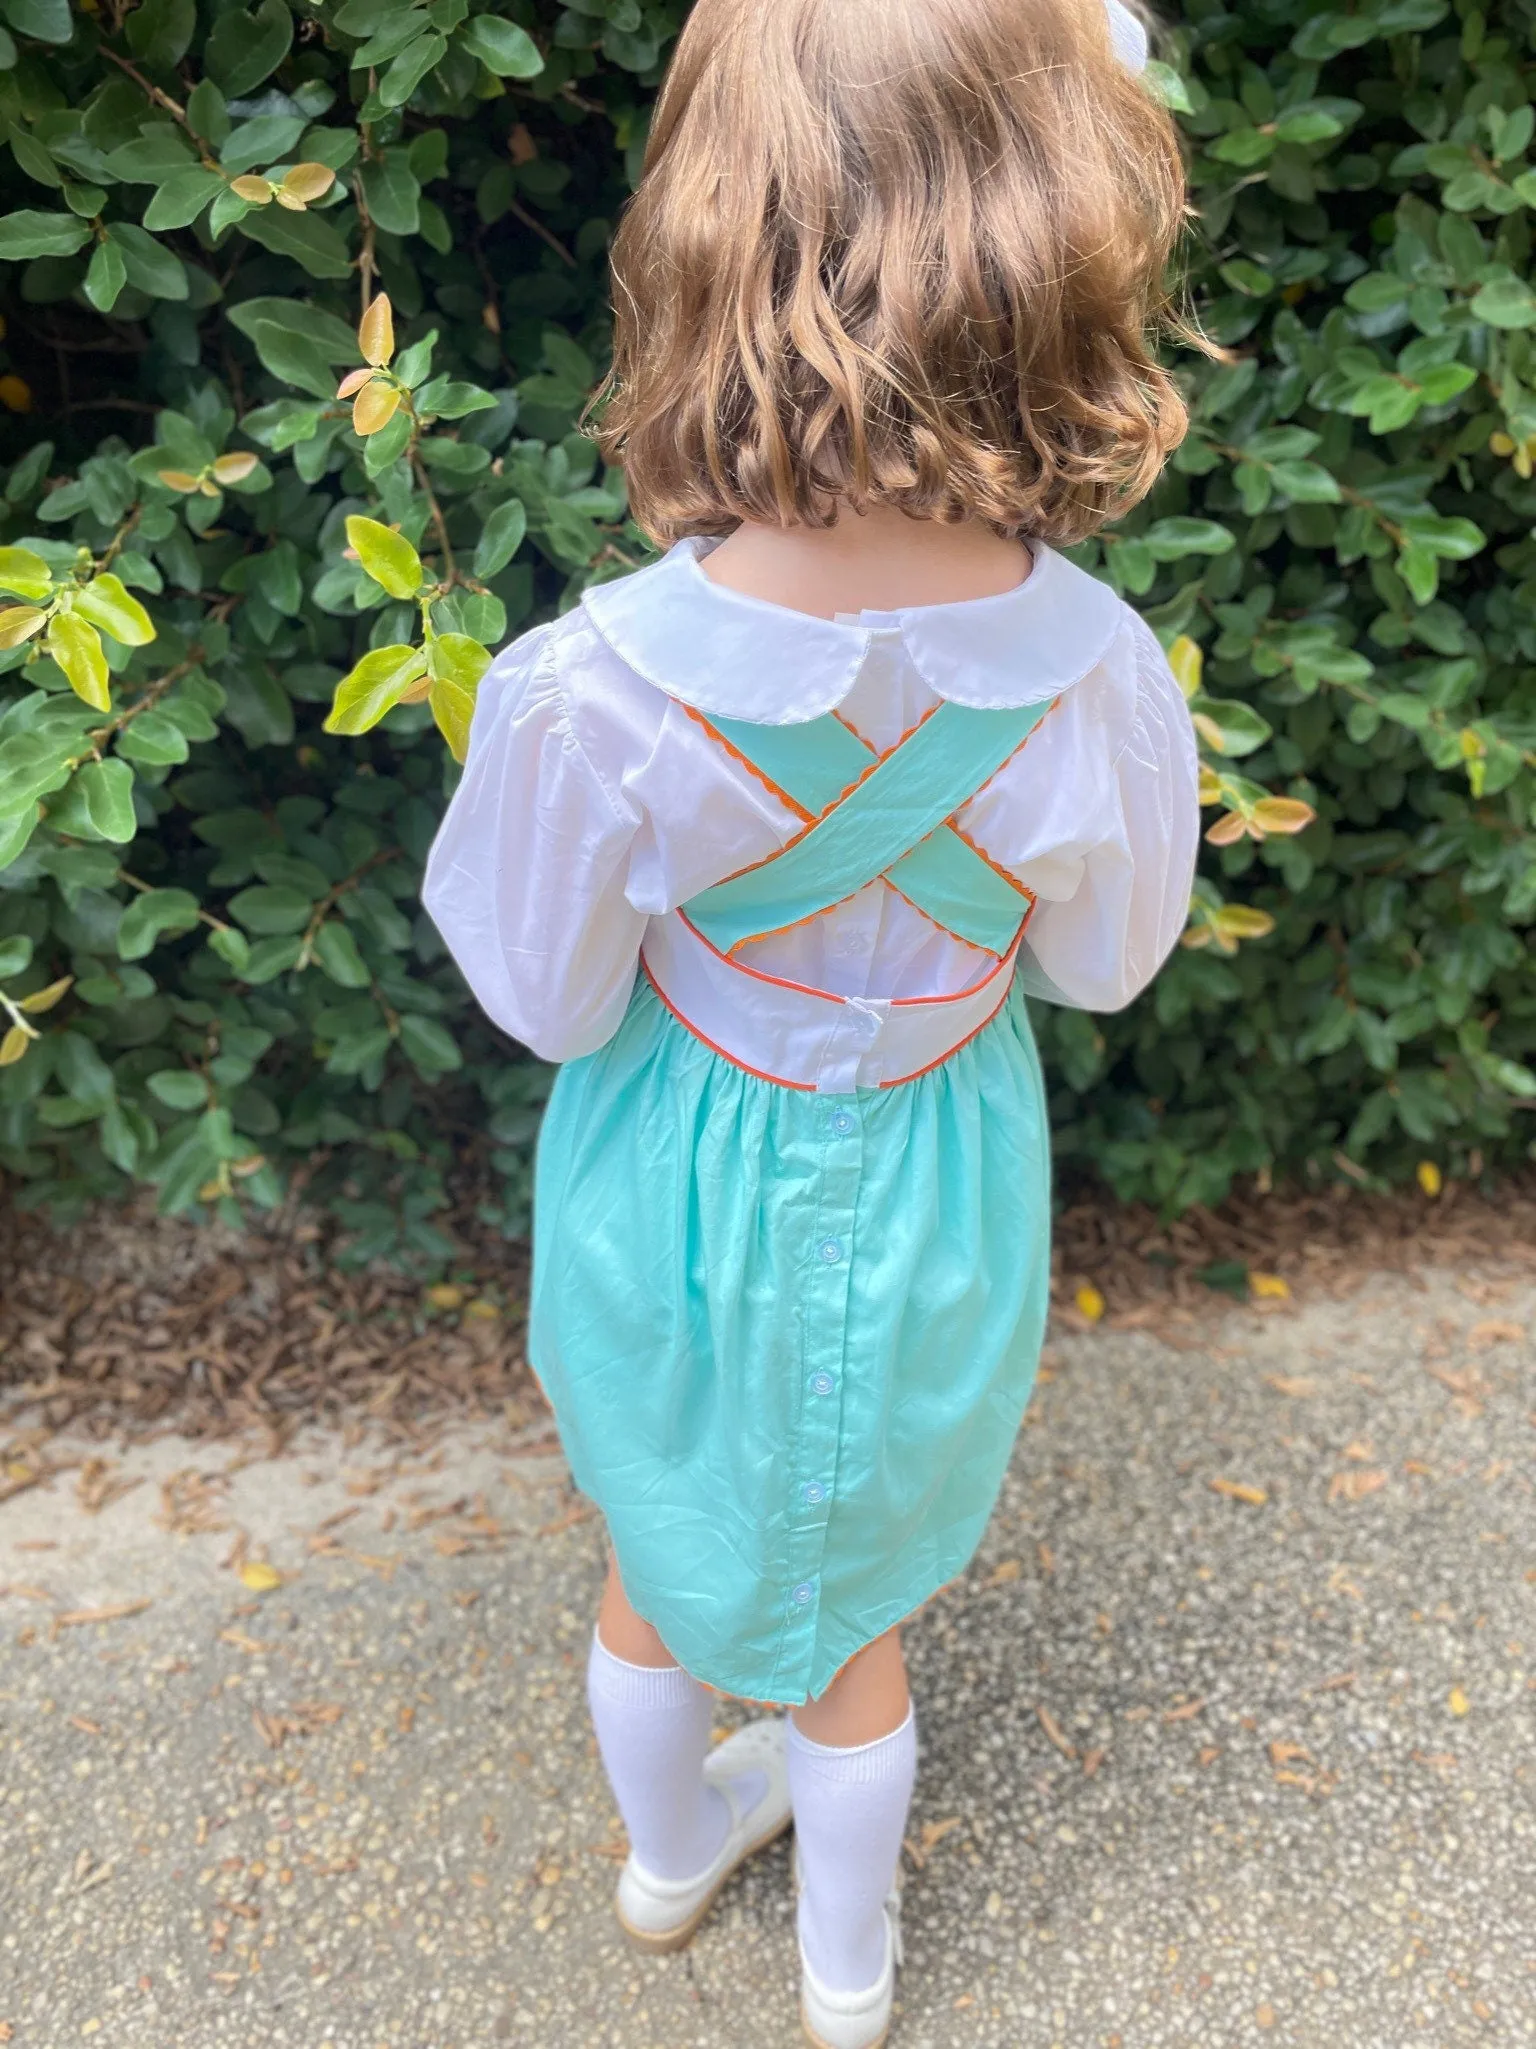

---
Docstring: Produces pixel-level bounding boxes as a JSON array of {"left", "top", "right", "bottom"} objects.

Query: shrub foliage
[{"left": 0, "top": 0, "right": 1530, "bottom": 1257}]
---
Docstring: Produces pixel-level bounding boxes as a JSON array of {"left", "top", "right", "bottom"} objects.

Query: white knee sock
[
  {"left": 586, "top": 1631, "right": 732, "bottom": 1881},
  {"left": 788, "top": 1706, "right": 918, "bottom": 1993}
]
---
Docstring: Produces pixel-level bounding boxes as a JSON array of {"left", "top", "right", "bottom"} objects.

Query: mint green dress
[{"left": 528, "top": 699, "right": 1053, "bottom": 1704}]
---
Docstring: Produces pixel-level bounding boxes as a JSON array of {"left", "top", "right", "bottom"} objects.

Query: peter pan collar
[{"left": 581, "top": 535, "right": 1125, "bottom": 726}]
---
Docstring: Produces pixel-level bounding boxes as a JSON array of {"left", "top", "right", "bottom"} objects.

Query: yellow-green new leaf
[
  {"left": 46, "top": 612, "right": 110, "bottom": 711},
  {"left": 429, "top": 674, "right": 476, "bottom": 763},
  {"left": 426, "top": 634, "right": 489, "bottom": 760},
  {"left": 427, "top": 632, "right": 492, "bottom": 692},
  {"left": 1167, "top": 634, "right": 1203, "bottom": 701},
  {"left": 324, "top": 643, "right": 429, "bottom": 735},
  {"left": 346, "top": 515, "right": 423, "bottom": 599},
  {"left": 74, "top": 572, "right": 156, "bottom": 647},
  {"left": 0, "top": 604, "right": 48, "bottom": 648},
  {"left": 1249, "top": 796, "right": 1316, "bottom": 835},
  {"left": 0, "top": 1022, "right": 31, "bottom": 1066},
  {"left": 17, "top": 974, "right": 73, "bottom": 1014},
  {"left": 0, "top": 545, "right": 52, "bottom": 601},
  {"left": 1212, "top": 903, "right": 1276, "bottom": 940}
]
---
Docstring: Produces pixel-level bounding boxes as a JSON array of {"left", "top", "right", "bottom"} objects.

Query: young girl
[{"left": 425, "top": 0, "right": 1196, "bottom": 2040}]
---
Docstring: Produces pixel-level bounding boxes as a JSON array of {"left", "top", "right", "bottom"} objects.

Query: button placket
[{"left": 772, "top": 1099, "right": 864, "bottom": 1698}]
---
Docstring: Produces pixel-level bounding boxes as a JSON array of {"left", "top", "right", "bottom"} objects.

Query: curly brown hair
[{"left": 590, "top": 0, "right": 1196, "bottom": 548}]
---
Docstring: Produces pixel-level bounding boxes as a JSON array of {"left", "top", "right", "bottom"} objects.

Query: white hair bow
[{"left": 1105, "top": 0, "right": 1150, "bottom": 70}]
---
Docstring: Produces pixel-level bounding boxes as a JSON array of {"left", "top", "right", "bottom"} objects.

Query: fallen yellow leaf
[
  {"left": 426, "top": 1284, "right": 463, "bottom": 1310},
  {"left": 238, "top": 1560, "right": 282, "bottom": 1593},
  {"left": 1210, "top": 1477, "right": 1268, "bottom": 1506},
  {"left": 1417, "top": 1160, "right": 1442, "bottom": 1197},
  {"left": 1074, "top": 1283, "right": 1105, "bottom": 1323},
  {"left": 1448, "top": 1686, "right": 1470, "bottom": 1718},
  {"left": 1250, "top": 1272, "right": 1290, "bottom": 1300}
]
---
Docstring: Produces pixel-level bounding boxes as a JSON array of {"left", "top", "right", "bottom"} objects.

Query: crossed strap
[{"left": 683, "top": 697, "right": 1053, "bottom": 957}]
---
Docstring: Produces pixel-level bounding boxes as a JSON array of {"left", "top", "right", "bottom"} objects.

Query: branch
[
  {"left": 98, "top": 45, "right": 192, "bottom": 128},
  {"left": 507, "top": 198, "right": 576, "bottom": 268}
]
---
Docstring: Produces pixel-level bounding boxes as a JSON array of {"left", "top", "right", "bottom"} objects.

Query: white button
[
  {"left": 810, "top": 1372, "right": 835, "bottom": 1396},
  {"left": 832, "top": 1111, "right": 855, "bottom": 1135},
  {"left": 803, "top": 1481, "right": 827, "bottom": 1505},
  {"left": 819, "top": 1238, "right": 843, "bottom": 1263},
  {"left": 791, "top": 1582, "right": 815, "bottom": 1606}
]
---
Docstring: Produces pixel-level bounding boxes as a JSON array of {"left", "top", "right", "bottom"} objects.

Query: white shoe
[
  {"left": 613, "top": 1717, "right": 791, "bottom": 1952},
  {"left": 795, "top": 1849, "right": 904, "bottom": 2049}
]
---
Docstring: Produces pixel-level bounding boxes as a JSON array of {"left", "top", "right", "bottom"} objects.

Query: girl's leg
[
  {"left": 589, "top": 1554, "right": 748, "bottom": 1881},
  {"left": 788, "top": 1629, "right": 918, "bottom": 1994}
]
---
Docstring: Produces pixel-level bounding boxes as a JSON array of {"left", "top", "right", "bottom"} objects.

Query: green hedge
[{"left": 0, "top": 0, "right": 1530, "bottom": 1262}]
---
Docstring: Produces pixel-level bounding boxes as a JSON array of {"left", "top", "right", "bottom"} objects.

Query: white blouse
[{"left": 422, "top": 537, "right": 1199, "bottom": 1078}]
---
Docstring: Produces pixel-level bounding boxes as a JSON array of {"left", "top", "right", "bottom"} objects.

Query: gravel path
[{"left": 2, "top": 1264, "right": 1533, "bottom": 2048}]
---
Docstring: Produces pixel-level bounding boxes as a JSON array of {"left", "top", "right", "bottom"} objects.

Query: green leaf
[
  {"left": 104, "top": 132, "right": 197, "bottom": 182},
  {"left": 147, "top": 1068, "right": 210, "bottom": 1110},
  {"left": 83, "top": 237, "right": 127, "bottom": 314},
  {"left": 117, "top": 889, "right": 201, "bottom": 958},
  {"left": 346, "top": 515, "right": 424, "bottom": 598},
  {"left": 416, "top": 376, "right": 497, "bottom": 420},
  {"left": 117, "top": 707, "right": 191, "bottom": 766},
  {"left": 64, "top": 758, "right": 138, "bottom": 842},
  {"left": 472, "top": 497, "right": 527, "bottom": 579},
  {"left": 360, "top": 152, "right": 421, "bottom": 235},
  {"left": 143, "top": 168, "right": 226, "bottom": 232},
  {"left": 1269, "top": 460, "right": 1341, "bottom": 503},
  {"left": 399, "top": 1012, "right": 462, "bottom": 1075},
  {"left": 74, "top": 573, "right": 156, "bottom": 647},
  {"left": 1469, "top": 276, "right": 1536, "bottom": 330},
  {"left": 313, "top": 919, "right": 371, "bottom": 987},
  {"left": 324, "top": 643, "right": 429, "bottom": 734},
  {"left": 377, "top": 29, "right": 447, "bottom": 105},
  {"left": 1191, "top": 698, "right": 1273, "bottom": 757},
  {"left": 0, "top": 207, "right": 90, "bottom": 258},
  {"left": 126, "top": 0, "right": 197, "bottom": 66},
  {"left": 0, "top": 932, "right": 32, "bottom": 975},
  {"left": 204, "top": 0, "right": 294, "bottom": 97},
  {"left": 238, "top": 205, "right": 355, "bottom": 280},
  {"left": 109, "top": 221, "right": 188, "bottom": 300},
  {"left": 0, "top": 0, "right": 71, "bottom": 43},
  {"left": 1143, "top": 518, "right": 1235, "bottom": 561},
  {"left": 457, "top": 14, "right": 543, "bottom": 76},
  {"left": 220, "top": 112, "right": 308, "bottom": 175},
  {"left": 229, "top": 884, "right": 315, "bottom": 934}
]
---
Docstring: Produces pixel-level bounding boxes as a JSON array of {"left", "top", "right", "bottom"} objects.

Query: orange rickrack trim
[
  {"left": 680, "top": 702, "right": 816, "bottom": 826},
  {"left": 699, "top": 700, "right": 947, "bottom": 896}
]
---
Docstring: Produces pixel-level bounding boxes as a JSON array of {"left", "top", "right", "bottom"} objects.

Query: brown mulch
[{"left": 1, "top": 1176, "right": 1533, "bottom": 1468}]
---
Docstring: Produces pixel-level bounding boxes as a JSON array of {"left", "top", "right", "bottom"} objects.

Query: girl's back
[{"left": 423, "top": 0, "right": 1200, "bottom": 2039}]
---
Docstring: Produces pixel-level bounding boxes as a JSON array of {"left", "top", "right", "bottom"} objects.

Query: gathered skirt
[{"left": 528, "top": 972, "right": 1052, "bottom": 1703}]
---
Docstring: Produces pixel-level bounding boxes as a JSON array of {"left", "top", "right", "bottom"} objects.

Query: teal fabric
[
  {"left": 528, "top": 975, "right": 1052, "bottom": 1704},
  {"left": 705, "top": 709, "right": 1035, "bottom": 956},
  {"left": 687, "top": 699, "right": 1053, "bottom": 955}
]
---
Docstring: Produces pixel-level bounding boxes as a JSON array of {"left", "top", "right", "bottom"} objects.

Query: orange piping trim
[
  {"left": 878, "top": 969, "right": 1018, "bottom": 1085},
  {"left": 641, "top": 957, "right": 819, "bottom": 1091},
  {"left": 675, "top": 911, "right": 844, "bottom": 1004},
  {"left": 677, "top": 907, "right": 1017, "bottom": 1011}
]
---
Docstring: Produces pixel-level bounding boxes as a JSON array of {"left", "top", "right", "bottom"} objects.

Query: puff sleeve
[
  {"left": 1015, "top": 616, "right": 1200, "bottom": 1012},
  {"left": 421, "top": 624, "right": 648, "bottom": 1062}
]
